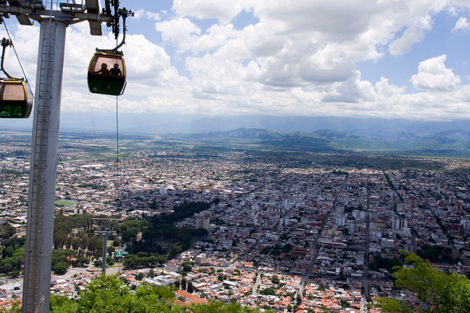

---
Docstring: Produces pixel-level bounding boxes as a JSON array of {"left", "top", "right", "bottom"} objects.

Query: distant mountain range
[
  {"left": 3, "top": 113, "right": 470, "bottom": 155},
  {"left": 162, "top": 127, "right": 470, "bottom": 155},
  {"left": 4, "top": 113, "right": 470, "bottom": 136}
]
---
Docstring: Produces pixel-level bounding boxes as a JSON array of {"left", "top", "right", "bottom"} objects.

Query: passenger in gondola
[
  {"left": 110, "top": 63, "right": 122, "bottom": 76},
  {"left": 97, "top": 63, "right": 109, "bottom": 75}
]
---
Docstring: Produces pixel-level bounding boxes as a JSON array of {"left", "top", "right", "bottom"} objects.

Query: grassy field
[
  {"left": 55, "top": 200, "right": 76, "bottom": 207},
  {"left": 358, "top": 157, "right": 444, "bottom": 170}
]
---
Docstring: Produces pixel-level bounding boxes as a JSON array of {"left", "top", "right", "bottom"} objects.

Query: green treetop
[
  {"left": 3, "top": 275, "right": 274, "bottom": 313},
  {"left": 377, "top": 252, "right": 470, "bottom": 313}
]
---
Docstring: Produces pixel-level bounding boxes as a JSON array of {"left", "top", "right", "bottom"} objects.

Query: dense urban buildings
[{"left": 1, "top": 134, "right": 470, "bottom": 312}]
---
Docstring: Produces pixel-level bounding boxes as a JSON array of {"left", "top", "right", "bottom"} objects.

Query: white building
[
  {"left": 336, "top": 214, "right": 346, "bottom": 226},
  {"left": 195, "top": 211, "right": 211, "bottom": 231}
]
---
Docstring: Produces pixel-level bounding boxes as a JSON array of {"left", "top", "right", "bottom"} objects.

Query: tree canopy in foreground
[
  {"left": 4, "top": 275, "right": 272, "bottom": 313},
  {"left": 377, "top": 252, "right": 470, "bottom": 313}
]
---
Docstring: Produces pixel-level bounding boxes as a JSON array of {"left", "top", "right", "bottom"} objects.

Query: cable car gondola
[
  {"left": 0, "top": 38, "right": 33, "bottom": 118},
  {"left": 87, "top": 50, "right": 126, "bottom": 96},
  {"left": 87, "top": 7, "right": 133, "bottom": 96},
  {"left": 0, "top": 78, "right": 33, "bottom": 118}
]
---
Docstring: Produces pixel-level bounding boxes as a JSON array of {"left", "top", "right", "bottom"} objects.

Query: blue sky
[
  {"left": 3, "top": 0, "right": 470, "bottom": 121},
  {"left": 359, "top": 9, "right": 470, "bottom": 88}
]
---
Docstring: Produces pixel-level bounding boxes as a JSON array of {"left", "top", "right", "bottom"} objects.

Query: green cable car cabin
[
  {"left": 0, "top": 79, "right": 33, "bottom": 118},
  {"left": 87, "top": 51, "right": 126, "bottom": 96}
]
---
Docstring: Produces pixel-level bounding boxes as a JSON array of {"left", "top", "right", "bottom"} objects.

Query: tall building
[
  {"left": 195, "top": 211, "right": 211, "bottom": 231},
  {"left": 336, "top": 214, "right": 346, "bottom": 226},
  {"left": 391, "top": 215, "right": 409, "bottom": 230}
]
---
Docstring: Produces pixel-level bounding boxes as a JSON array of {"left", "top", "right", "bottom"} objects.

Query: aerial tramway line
[
  {"left": 0, "top": 0, "right": 132, "bottom": 112},
  {"left": 0, "top": 0, "right": 133, "bottom": 312}
]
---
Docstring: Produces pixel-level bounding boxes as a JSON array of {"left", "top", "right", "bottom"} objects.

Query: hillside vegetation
[
  {"left": 377, "top": 252, "right": 470, "bottom": 313},
  {"left": 3, "top": 275, "right": 272, "bottom": 313}
]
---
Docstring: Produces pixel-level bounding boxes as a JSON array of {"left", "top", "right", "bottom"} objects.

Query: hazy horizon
[{"left": 4, "top": 113, "right": 470, "bottom": 140}]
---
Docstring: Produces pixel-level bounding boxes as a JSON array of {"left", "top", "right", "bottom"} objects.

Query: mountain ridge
[
  {"left": 4, "top": 113, "right": 470, "bottom": 138},
  {"left": 160, "top": 127, "right": 470, "bottom": 155},
  {"left": 5, "top": 114, "right": 470, "bottom": 154}
]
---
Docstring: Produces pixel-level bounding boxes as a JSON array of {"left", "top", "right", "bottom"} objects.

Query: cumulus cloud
[
  {"left": 411, "top": 55, "right": 461, "bottom": 91},
  {"left": 155, "top": 18, "right": 201, "bottom": 51},
  {"left": 172, "top": 0, "right": 251, "bottom": 24},
  {"left": 186, "top": 54, "right": 250, "bottom": 97},
  {"left": 160, "top": 0, "right": 453, "bottom": 91},
  {"left": 449, "top": 0, "right": 470, "bottom": 11},
  {"left": 389, "top": 15, "right": 433, "bottom": 55},
  {"left": 323, "top": 71, "right": 377, "bottom": 103},
  {"left": 376, "top": 77, "right": 407, "bottom": 97},
  {"left": 128, "top": 1, "right": 470, "bottom": 119},
  {"left": 191, "top": 24, "right": 235, "bottom": 51},
  {"left": 158, "top": 22, "right": 236, "bottom": 52},
  {"left": 452, "top": 17, "right": 470, "bottom": 32},
  {"left": 134, "top": 9, "right": 160, "bottom": 21}
]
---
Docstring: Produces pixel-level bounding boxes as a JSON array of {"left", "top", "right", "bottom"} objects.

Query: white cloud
[
  {"left": 376, "top": 77, "right": 407, "bottom": 97},
  {"left": 191, "top": 24, "right": 235, "bottom": 51},
  {"left": 172, "top": 0, "right": 251, "bottom": 24},
  {"left": 389, "top": 15, "right": 433, "bottom": 55},
  {"left": 323, "top": 71, "right": 377, "bottom": 103},
  {"left": 449, "top": 0, "right": 470, "bottom": 10},
  {"left": 156, "top": 21, "right": 236, "bottom": 53},
  {"left": 186, "top": 54, "right": 250, "bottom": 97},
  {"left": 156, "top": 18, "right": 201, "bottom": 51},
  {"left": 452, "top": 17, "right": 470, "bottom": 33},
  {"left": 134, "top": 9, "right": 160, "bottom": 21},
  {"left": 411, "top": 55, "right": 461, "bottom": 91}
]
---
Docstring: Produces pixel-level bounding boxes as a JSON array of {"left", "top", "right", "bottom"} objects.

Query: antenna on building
[{"left": 93, "top": 218, "right": 119, "bottom": 275}]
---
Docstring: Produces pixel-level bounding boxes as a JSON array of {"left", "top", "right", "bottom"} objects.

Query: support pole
[
  {"left": 93, "top": 219, "right": 118, "bottom": 275},
  {"left": 101, "top": 232, "right": 108, "bottom": 275},
  {"left": 23, "top": 19, "right": 67, "bottom": 313}
]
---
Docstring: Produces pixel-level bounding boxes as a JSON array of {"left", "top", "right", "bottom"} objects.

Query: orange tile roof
[{"left": 175, "top": 290, "right": 209, "bottom": 305}]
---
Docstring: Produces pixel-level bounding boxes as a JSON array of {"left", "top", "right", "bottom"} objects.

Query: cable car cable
[
  {"left": 57, "top": 154, "right": 81, "bottom": 209},
  {"left": 64, "top": 47, "right": 87, "bottom": 138},
  {"left": 112, "top": 21, "right": 122, "bottom": 206},
  {"left": 115, "top": 94, "right": 120, "bottom": 203},
  {"left": 114, "top": 32, "right": 121, "bottom": 203},
  {"left": 111, "top": 4, "right": 128, "bottom": 201}
]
